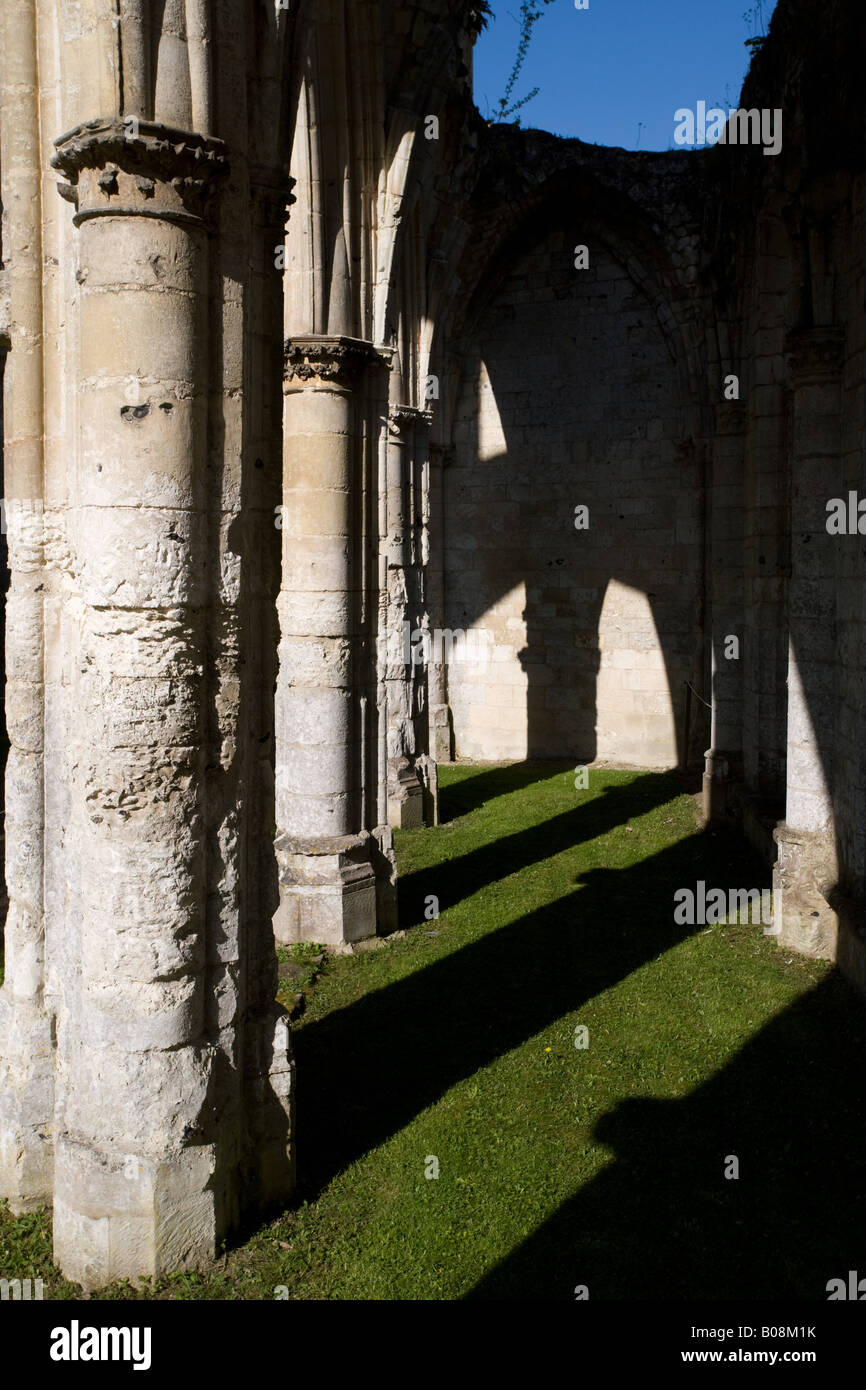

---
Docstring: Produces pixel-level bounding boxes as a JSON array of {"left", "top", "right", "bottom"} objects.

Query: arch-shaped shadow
[
  {"left": 294, "top": 802, "right": 767, "bottom": 1199},
  {"left": 441, "top": 169, "right": 709, "bottom": 770},
  {"left": 435, "top": 759, "right": 567, "bottom": 824},
  {"left": 400, "top": 768, "right": 687, "bottom": 925},
  {"left": 465, "top": 968, "right": 866, "bottom": 1300}
]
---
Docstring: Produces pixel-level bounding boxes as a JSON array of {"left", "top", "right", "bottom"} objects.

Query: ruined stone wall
[
  {"left": 3, "top": 0, "right": 866, "bottom": 1296},
  {"left": 432, "top": 122, "right": 713, "bottom": 770},
  {"left": 446, "top": 230, "right": 702, "bottom": 766},
  {"left": 703, "top": 0, "right": 866, "bottom": 977},
  {"left": 436, "top": 0, "right": 866, "bottom": 996}
]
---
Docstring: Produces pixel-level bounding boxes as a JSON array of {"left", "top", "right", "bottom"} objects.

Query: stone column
[
  {"left": 49, "top": 119, "right": 239, "bottom": 1287},
  {"left": 773, "top": 327, "right": 844, "bottom": 959},
  {"left": 275, "top": 335, "right": 391, "bottom": 947},
  {"left": 385, "top": 404, "right": 432, "bottom": 829},
  {"left": 427, "top": 441, "right": 453, "bottom": 766},
  {"left": 241, "top": 172, "right": 299, "bottom": 1211},
  {"left": 414, "top": 411, "right": 439, "bottom": 824},
  {"left": 0, "top": 0, "right": 53, "bottom": 1213},
  {"left": 703, "top": 402, "right": 745, "bottom": 823}
]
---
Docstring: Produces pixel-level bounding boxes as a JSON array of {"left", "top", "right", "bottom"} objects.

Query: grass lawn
[{"left": 2, "top": 762, "right": 864, "bottom": 1300}]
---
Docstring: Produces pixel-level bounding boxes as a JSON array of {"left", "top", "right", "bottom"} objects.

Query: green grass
[
  {"left": 2, "top": 762, "right": 864, "bottom": 1300},
  {"left": 275, "top": 940, "right": 325, "bottom": 1013}
]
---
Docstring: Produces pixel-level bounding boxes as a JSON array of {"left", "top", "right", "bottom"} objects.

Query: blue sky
[{"left": 473, "top": 0, "right": 778, "bottom": 151}]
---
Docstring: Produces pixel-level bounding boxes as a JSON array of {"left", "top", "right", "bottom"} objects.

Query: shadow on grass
[
  {"left": 465, "top": 969, "right": 866, "bottom": 1300},
  {"left": 436, "top": 761, "right": 567, "bottom": 824},
  {"left": 399, "top": 768, "right": 696, "bottom": 928},
  {"left": 296, "top": 786, "right": 767, "bottom": 1202}
]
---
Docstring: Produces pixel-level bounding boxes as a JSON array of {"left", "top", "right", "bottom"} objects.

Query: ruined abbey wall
[
  {"left": 446, "top": 192, "right": 703, "bottom": 767},
  {"left": 715, "top": 0, "right": 866, "bottom": 985},
  {"left": 432, "top": 0, "right": 866, "bottom": 993},
  {"left": 1, "top": 0, "right": 865, "bottom": 1291}
]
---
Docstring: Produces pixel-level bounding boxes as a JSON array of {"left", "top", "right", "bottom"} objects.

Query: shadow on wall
[{"left": 443, "top": 210, "right": 707, "bottom": 768}]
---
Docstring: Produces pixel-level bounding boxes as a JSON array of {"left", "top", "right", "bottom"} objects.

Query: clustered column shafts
[
  {"left": 242, "top": 171, "right": 299, "bottom": 1213},
  {"left": 385, "top": 404, "right": 433, "bottom": 829},
  {"left": 426, "top": 442, "right": 452, "bottom": 766}
]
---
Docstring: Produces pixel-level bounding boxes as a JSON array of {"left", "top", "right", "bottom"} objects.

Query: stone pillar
[
  {"left": 703, "top": 403, "right": 745, "bottom": 823},
  {"left": 47, "top": 119, "right": 247, "bottom": 1287},
  {"left": 773, "top": 327, "right": 844, "bottom": 959},
  {"left": 740, "top": 260, "right": 790, "bottom": 808},
  {"left": 385, "top": 405, "right": 431, "bottom": 830},
  {"left": 229, "top": 171, "right": 298, "bottom": 1231},
  {"left": 415, "top": 413, "right": 439, "bottom": 825},
  {"left": 0, "top": 0, "right": 53, "bottom": 1213},
  {"left": 275, "top": 335, "right": 391, "bottom": 947},
  {"left": 427, "top": 441, "right": 453, "bottom": 766}
]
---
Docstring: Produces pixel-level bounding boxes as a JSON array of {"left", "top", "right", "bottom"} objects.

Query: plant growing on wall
[
  {"left": 467, "top": 1, "right": 493, "bottom": 36},
  {"left": 744, "top": 1, "right": 769, "bottom": 53},
  {"left": 493, "top": 0, "right": 556, "bottom": 125}
]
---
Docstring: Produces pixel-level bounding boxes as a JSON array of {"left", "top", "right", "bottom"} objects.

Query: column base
[
  {"left": 429, "top": 703, "right": 453, "bottom": 763},
  {"left": 53, "top": 1135, "right": 219, "bottom": 1291},
  {"left": 242, "top": 1007, "right": 296, "bottom": 1219},
  {"left": 0, "top": 998, "right": 55, "bottom": 1212},
  {"left": 387, "top": 759, "right": 425, "bottom": 829},
  {"left": 418, "top": 755, "right": 440, "bottom": 827},
  {"left": 772, "top": 823, "right": 838, "bottom": 960},
  {"left": 371, "top": 824, "right": 399, "bottom": 937},
  {"left": 701, "top": 748, "right": 742, "bottom": 826},
  {"left": 274, "top": 832, "right": 379, "bottom": 947}
]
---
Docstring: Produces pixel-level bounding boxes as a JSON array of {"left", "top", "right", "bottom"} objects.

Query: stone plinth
[
  {"left": 702, "top": 748, "right": 743, "bottom": 826},
  {"left": 388, "top": 759, "right": 425, "bottom": 829},
  {"left": 773, "top": 823, "right": 839, "bottom": 960},
  {"left": 274, "top": 832, "right": 378, "bottom": 948}
]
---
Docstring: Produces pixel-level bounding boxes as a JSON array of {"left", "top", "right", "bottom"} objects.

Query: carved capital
[
  {"left": 250, "top": 167, "right": 297, "bottom": 229},
  {"left": 785, "top": 327, "right": 845, "bottom": 384},
  {"left": 52, "top": 118, "right": 228, "bottom": 229},
  {"left": 283, "top": 335, "right": 391, "bottom": 389},
  {"left": 388, "top": 405, "right": 434, "bottom": 436}
]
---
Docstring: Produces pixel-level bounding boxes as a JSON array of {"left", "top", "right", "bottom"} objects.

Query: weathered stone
[{"left": 3, "top": 0, "right": 866, "bottom": 1295}]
